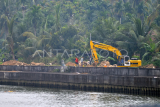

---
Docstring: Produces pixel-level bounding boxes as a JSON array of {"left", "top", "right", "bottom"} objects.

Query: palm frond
[
  {"left": 155, "top": 41, "right": 160, "bottom": 52},
  {"left": 23, "top": 32, "right": 36, "bottom": 38},
  {"left": 142, "top": 52, "right": 150, "bottom": 60},
  {"left": 106, "top": 56, "right": 115, "bottom": 61},
  {"left": 138, "top": 35, "right": 145, "bottom": 43},
  {"left": 37, "top": 38, "right": 50, "bottom": 48},
  {"left": 134, "top": 18, "right": 144, "bottom": 36},
  {"left": 141, "top": 42, "right": 151, "bottom": 51},
  {"left": 151, "top": 53, "right": 160, "bottom": 61},
  {"left": 129, "top": 30, "right": 138, "bottom": 41},
  {"left": 5, "top": 15, "right": 16, "bottom": 35},
  {"left": 6, "top": 36, "right": 13, "bottom": 44},
  {"left": 147, "top": 4, "right": 160, "bottom": 25},
  {"left": 116, "top": 41, "right": 128, "bottom": 48}
]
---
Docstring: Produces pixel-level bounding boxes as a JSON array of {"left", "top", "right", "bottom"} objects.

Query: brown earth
[
  {"left": 140, "top": 64, "right": 155, "bottom": 68},
  {"left": 31, "top": 62, "right": 45, "bottom": 66},
  {"left": 1, "top": 60, "right": 45, "bottom": 66},
  {"left": 2, "top": 60, "right": 29, "bottom": 66},
  {"left": 66, "top": 61, "right": 118, "bottom": 67},
  {"left": 98, "top": 61, "right": 110, "bottom": 67},
  {"left": 86, "top": 65, "right": 94, "bottom": 67},
  {"left": 82, "top": 61, "right": 89, "bottom": 66},
  {"left": 79, "top": 61, "right": 90, "bottom": 67},
  {"left": 66, "top": 62, "right": 75, "bottom": 66}
]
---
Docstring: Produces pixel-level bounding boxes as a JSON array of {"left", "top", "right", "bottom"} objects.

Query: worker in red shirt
[{"left": 75, "top": 57, "right": 79, "bottom": 67}]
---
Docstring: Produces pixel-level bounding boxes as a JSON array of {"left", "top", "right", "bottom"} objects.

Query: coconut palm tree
[
  {"left": 147, "top": 1, "right": 160, "bottom": 25},
  {"left": 16, "top": 32, "right": 37, "bottom": 62},
  {"left": 94, "top": 17, "right": 120, "bottom": 43},
  {"left": 142, "top": 38, "right": 160, "bottom": 62},
  {"left": 37, "top": 36, "right": 51, "bottom": 51},
  {"left": 116, "top": 18, "right": 153, "bottom": 58},
  {"left": 5, "top": 15, "right": 16, "bottom": 60},
  {"left": 0, "top": 15, "right": 8, "bottom": 40},
  {"left": 19, "top": 0, "right": 28, "bottom": 19},
  {"left": 129, "top": 0, "right": 143, "bottom": 8},
  {"left": 0, "top": 0, "right": 10, "bottom": 40},
  {"left": 0, "top": 0, "right": 10, "bottom": 17},
  {"left": 26, "top": 5, "right": 44, "bottom": 36},
  {"left": 55, "top": 4, "right": 61, "bottom": 31},
  {"left": 114, "top": 1, "right": 124, "bottom": 24}
]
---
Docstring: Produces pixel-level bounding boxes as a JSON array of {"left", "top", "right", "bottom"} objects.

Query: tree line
[{"left": 0, "top": 0, "right": 160, "bottom": 66}]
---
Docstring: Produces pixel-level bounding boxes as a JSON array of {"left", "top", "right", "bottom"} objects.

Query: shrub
[{"left": 153, "top": 60, "right": 160, "bottom": 67}]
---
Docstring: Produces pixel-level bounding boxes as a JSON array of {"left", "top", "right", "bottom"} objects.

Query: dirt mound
[
  {"left": 113, "top": 64, "right": 117, "bottom": 67},
  {"left": 86, "top": 65, "right": 94, "bottom": 67},
  {"left": 140, "top": 64, "right": 155, "bottom": 68},
  {"left": 2, "top": 60, "right": 29, "bottom": 66},
  {"left": 66, "top": 62, "right": 75, "bottom": 66},
  {"left": 82, "top": 61, "right": 89, "bottom": 66},
  {"left": 92, "top": 62, "right": 97, "bottom": 66},
  {"left": 66, "top": 61, "right": 117, "bottom": 67},
  {"left": 108, "top": 64, "right": 117, "bottom": 67},
  {"left": 1, "top": 60, "right": 45, "bottom": 66},
  {"left": 98, "top": 61, "right": 110, "bottom": 67},
  {"left": 79, "top": 61, "right": 90, "bottom": 66},
  {"left": 31, "top": 62, "right": 45, "bottom": 66}
]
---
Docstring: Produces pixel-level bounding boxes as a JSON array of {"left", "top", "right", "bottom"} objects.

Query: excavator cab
[
  {"left": 118, "top": 56, "right": 130, "bottom": 66},
  {"left": 124, "top": 56, "right": 130, "bottom": 66}
]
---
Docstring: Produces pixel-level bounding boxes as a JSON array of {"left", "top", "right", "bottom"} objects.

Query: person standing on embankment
[
  {"left": 75, "top": 57, "right": 79, "bottom": 67},
  {"left": 81, "top": 57, "right": 83, "bottom": 67}
]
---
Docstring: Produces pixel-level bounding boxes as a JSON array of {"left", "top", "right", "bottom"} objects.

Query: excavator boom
[
  {"left": 90, "top": 40, "right": 141, "bottom": 67},
  {"left": 90, "top": 40, "right": 122, "bottom": 63}
]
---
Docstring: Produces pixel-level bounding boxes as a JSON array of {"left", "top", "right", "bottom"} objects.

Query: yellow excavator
[{"left": 90, "top": 40, "right": 141, "bottom": 67}]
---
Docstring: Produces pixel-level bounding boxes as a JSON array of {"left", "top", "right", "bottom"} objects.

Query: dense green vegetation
[{"left": 0, "top": 0, "right": 160, "bottom": 67}]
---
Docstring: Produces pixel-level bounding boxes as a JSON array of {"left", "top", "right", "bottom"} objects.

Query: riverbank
[{"left": 0, "top": 67, "right": 160, "bottom": 96}]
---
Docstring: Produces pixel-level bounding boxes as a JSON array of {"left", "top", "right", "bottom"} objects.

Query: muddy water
[{"left": 0, "top": 85, "right": 160, "bottom": 107}]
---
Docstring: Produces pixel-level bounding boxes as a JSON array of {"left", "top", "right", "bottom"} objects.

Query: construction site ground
[
  {"left": 0, "top": 60, "right": 156, "bottom": 68},
  {"left": 65, "top": 61, "right": 156, "bottom": 68},
  {"left": 1, "top": 60, "right": 45, "bottom": 66},
  {"left": 66, "top": 61, "right": 117, "bottom": 67}
]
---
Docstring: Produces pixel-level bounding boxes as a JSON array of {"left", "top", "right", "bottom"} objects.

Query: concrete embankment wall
[
  {"left": 0, "top": 65, "right": 160, "bottom": 96},
  {"left": 0, "top": 70, "right": 160, "bottom": 96},
  {"left": 69, "top": 67, "right": 160, "bottom": 76},
  {"left": 0, "top": 65, "right": 160, "bottom": 77},
  {"left": 0, "top": 65, "right": 61, "bottom": 72}
]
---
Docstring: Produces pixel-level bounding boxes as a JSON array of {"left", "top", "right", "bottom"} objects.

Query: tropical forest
[{"left": 0, "top": 0, "right": 160, "bottom": 67}]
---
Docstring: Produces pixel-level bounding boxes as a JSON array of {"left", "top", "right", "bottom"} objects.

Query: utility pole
[{"left": 90, "top": 33, "right": 92, "bottom": 65}]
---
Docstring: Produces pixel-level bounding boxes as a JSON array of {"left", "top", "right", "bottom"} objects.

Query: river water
[{"left": 0, "top": 85, "right": 160, "bottom": 107}]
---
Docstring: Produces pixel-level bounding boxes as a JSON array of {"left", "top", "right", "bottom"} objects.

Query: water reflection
[{"left": 0, "top": 85, "right": 159, "bottom": 107}]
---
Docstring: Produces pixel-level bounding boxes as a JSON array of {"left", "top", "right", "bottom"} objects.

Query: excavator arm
[
  {"left": 90, "top": 40, "right": 122, "bottom": 64},
  {"left": 90, "top": 40, "right": 142, "bottom": 67},
  {"left": 90, "top": 40, "right": 99, "bottom": 64}
]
